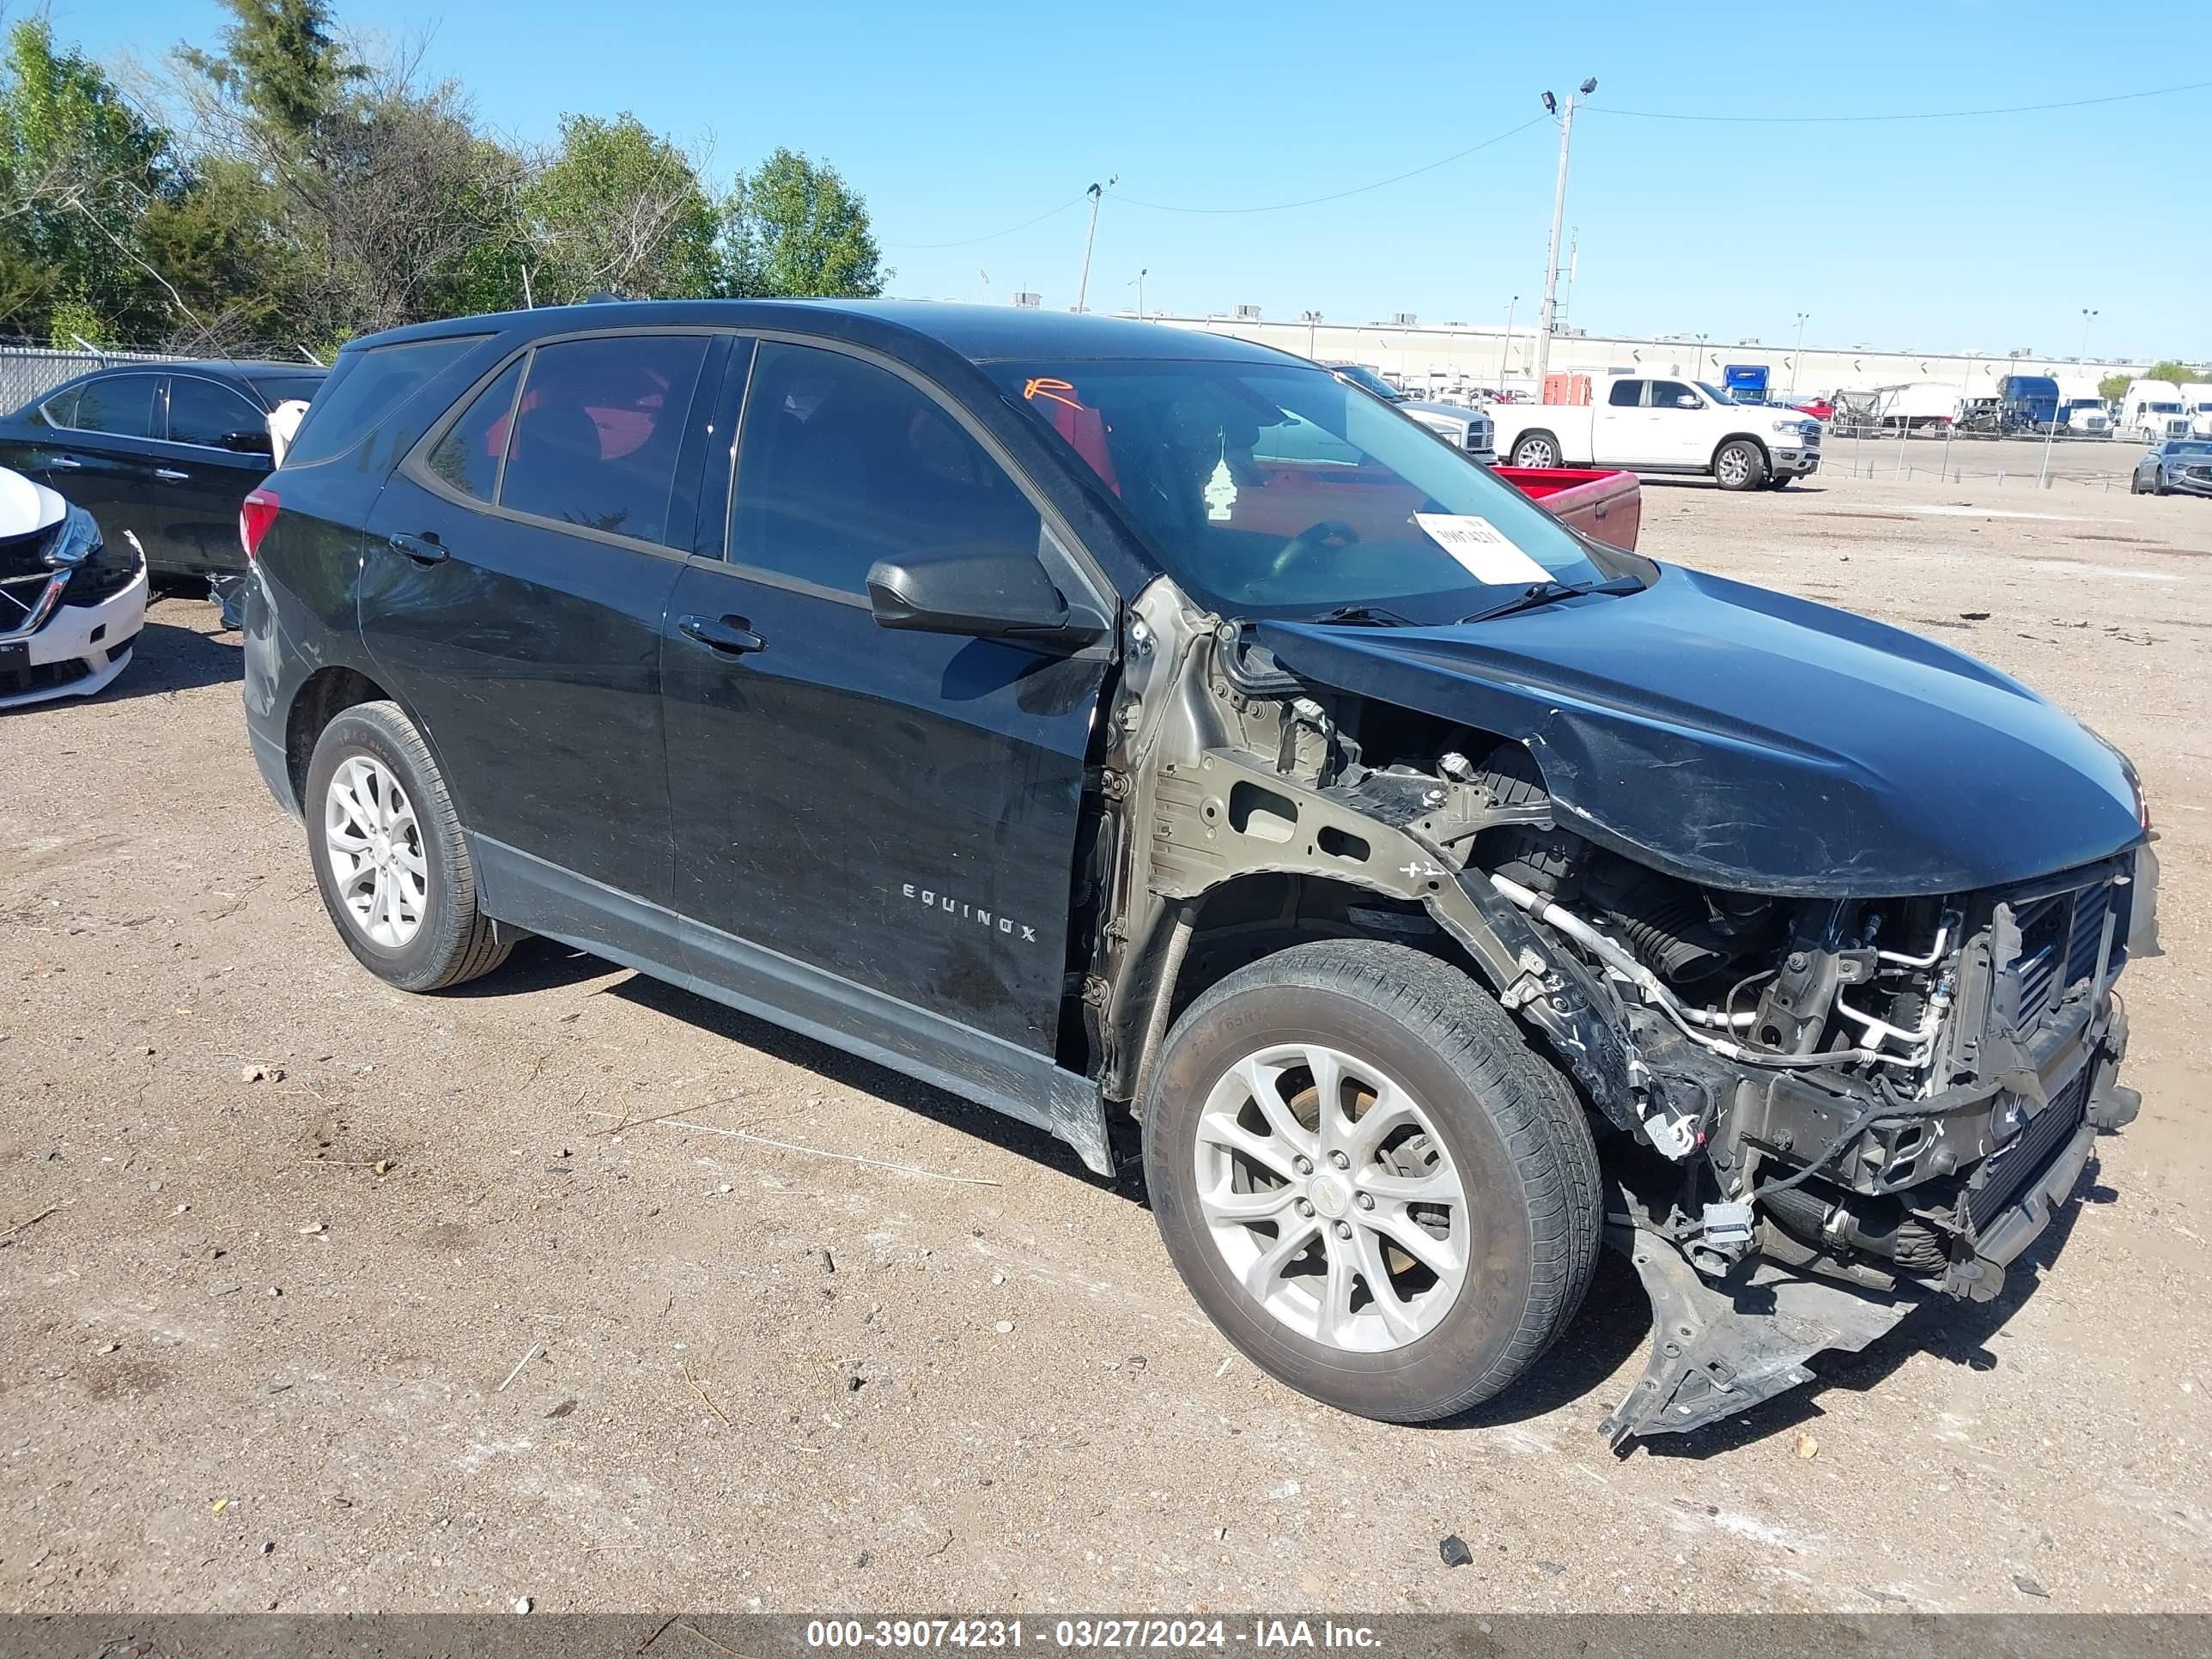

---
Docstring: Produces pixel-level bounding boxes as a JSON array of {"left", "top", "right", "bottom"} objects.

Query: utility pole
[
  {"left": 1301, "top": 309, "right": 1322, "bottom": 358},
  {"left": 1138, "top": 267, "right": 1147, "bottom": 317},
  {"left": 1075, "top": 177, "right": 1116, "bottom": 312},
  {"left": 1498, "top": 294, "right": 1518, "bottom": 391},
  {"left": 1790, "top": 311, "right": 1809, "bottom": 396},
  {"left": 1532, "top": 78, "right": 1595, "bottom": 398}
]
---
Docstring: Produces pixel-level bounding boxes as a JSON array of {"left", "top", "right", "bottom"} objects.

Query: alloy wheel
[
  {"left": 1193, "top": 1042, "right": 1469, "bottom": 1352},
  {"left": 1717, "top": 447, "right": 1751, "bottom": 487},
  {"left": 324, "top": 754, "right": 428, "bottom": 948}
]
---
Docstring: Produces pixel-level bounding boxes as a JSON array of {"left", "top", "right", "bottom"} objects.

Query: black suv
[
  {"left": 243, "top": 301, "right": 2151, "bottom": 1443},
  {"left": 0, "top": 360, "right": 325, "bottom": 584}
]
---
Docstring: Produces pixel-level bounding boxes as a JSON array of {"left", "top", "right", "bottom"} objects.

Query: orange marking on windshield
[{"left": 1024, "top": 376, "right": 1083, "bottom": 410}]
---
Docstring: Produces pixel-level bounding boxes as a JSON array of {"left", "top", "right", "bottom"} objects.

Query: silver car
[
  {"left": 2130, "top": 439, "right": 2212, "bottom": 498},
  {"left": 1327, "top": 362, "right": 1497, "bottom": 465}
]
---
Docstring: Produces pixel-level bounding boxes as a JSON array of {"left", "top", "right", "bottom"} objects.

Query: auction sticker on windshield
[{"left": 1413, "top": 514, "right": 1552, "bottom": 586}]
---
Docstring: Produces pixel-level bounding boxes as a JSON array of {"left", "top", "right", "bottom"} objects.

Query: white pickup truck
[{"left": 1491, "top": 375, "right": 1823, "bottom": 491}]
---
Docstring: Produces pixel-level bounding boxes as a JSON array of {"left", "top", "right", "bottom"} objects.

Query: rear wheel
[
  {"left": 1510, "top": 431, "right": 1561, "bottom": 469},
  {"left": 1141, "top": 940, "right": 1600, "bottom": 1424},
  {"left": 1713, "top": 439, "right": 1767, "bottom": 491},
  {"left": 304, "top": 700, "right": 511, "bottom": 992}
]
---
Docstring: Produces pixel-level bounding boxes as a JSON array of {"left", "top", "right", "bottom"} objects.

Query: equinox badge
[{"left": 902, "top": 883, "right": 1038, "bottom": 943}]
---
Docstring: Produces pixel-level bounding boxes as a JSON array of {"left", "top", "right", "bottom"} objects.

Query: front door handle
[
  {"left": 678, "top": 614, "right": 767, "bottom": 656},
  {"left": 388, "top": 532, "right": 449, "bottom": 566},
  {"left": 51, "top": 455, "right": 82, "bottom": 470},
  {"left": 154, "top": 466, "right": 190, "bottom": 482}
]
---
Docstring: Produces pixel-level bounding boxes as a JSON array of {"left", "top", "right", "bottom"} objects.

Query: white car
[
  {"left": 1492, "top": 374, "right": 1822, "bottom": 490},
  {"left": 0, "top": 465, "right": 146, "bottom": 709}
]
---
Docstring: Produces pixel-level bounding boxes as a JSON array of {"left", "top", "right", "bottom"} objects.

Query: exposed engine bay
[{"left": 1095, "top": 577, "right": 2153, "bottom": 1446}]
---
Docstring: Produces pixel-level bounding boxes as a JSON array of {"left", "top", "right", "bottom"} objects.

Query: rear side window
[
  {"left": 1607, "top": 379, "right": 1643, "bottom": 408},
  {"left": 425, "top": 361, "right": 523, "bottom": 502},
  {"left": 731, "top": 342, "right": 1041, "bottom": 594},
  {"left": 286, "top": 336, "right": 484, "bottom": 467},
  {"left": 248, "top": 374, "right": 325, "bottom": 408},
  {"left": 37, "top": 386, "right": 77, "bottom": 428},
  {"left": 493, "top": 334, "right": 708, "bottom": 545},
  {"left": 70, "top": 374, "right": 159, "bottom": 437},
  {"left": 167, "top": 376, "right": 264, "bottom": 447}
]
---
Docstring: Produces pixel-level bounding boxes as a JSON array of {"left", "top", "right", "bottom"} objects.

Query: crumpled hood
[
  {"left": 1257, "top": 563, "right": 2145, "bottom": 896},
  {"left": 0, "top": 466, "right": 66, "bottom": 538}
]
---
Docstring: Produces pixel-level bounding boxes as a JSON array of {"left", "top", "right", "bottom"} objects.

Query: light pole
[
  {"left": 1127, "top": 267, "right": 1148, "bottom": 317},
  {"left": 1790, "top": 311, "right": 1809, "bottom": 397},
  {"left": 1498, "top": 294, "right": 1518, "bottom": 391},
  {"left": 1074, "top": 175, "right": 1116, "bottom": 312},
  {"left": 1531, "top": 77, "right": 1596, "bottom": 398},
  {"left": 1301, "top": 309, "right": 1322, "bottom": 359},
  {"left": 1693, "top": 332, "right": 1710, "bottom": 381},
  {"left": 2079, "top": 307, "right": 2097, "bottom": 362}
]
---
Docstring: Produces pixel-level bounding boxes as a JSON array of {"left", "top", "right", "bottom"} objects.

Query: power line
[
  {"left": 1107, "top": 114, "right": 1548, "bottom": 215},
  {"left": 884, "top": 196, "right": 1086, "bottom": 250},
  {"left": 1593, "top": 77, "right": 2212, "bottom": 125}
]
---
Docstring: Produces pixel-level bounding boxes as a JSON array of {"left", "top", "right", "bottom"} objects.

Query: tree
[
  {"left": 2098, "top": 372, "right": 2132, "bottom": 404},
  {"left": 0, "top": 18, "right": 181, "bottom": 341},
  {"left": 176, "top": 0, "right": 360, "bottom": 152},
  {"left": 721, "top": 147, "right": 884, "bottom": 299},
  {"left": 2145, "top": 361, "right": 2203, "bottom": 387},
  {"left": 519, "top": 113, "right": 720, "bottom": 307},
  {"left": 173, "top": 21, "right": 527, "bottom": 348}
]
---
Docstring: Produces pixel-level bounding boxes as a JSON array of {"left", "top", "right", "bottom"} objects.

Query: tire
[
  {"left": 1765, "top": 474, "right": 1795, "bottom": 490},
  {"left": 1141, "top": 939, "right": 1601, "bottom": 1424},
  {"left": 303, "top": 699, "right": 512, "bottom": 993},
  {"left": 1510, "top": 431, "right": 1561, "bottom": 469},
  {"left": 1713, "top": 439, "right": 1767, "bottom": 492}
]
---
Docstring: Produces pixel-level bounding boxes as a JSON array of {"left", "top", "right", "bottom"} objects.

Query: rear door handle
[
  {"left": 154, "top": 466, "right": 190, "bottom": 482},
  {"left": 678, "top": 614, "right": 767, "bottom": 656},
  {"left": 388, "top": 532, "right": 449, "bottom": 566}
]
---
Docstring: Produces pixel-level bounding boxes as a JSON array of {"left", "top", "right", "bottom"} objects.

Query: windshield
[
  {"left": 1696, "top": 381, "right": 1736, "bottom": 404},
  {"left": 989, "top": 358, "right": 1644, "bottom": 623},
  {"left": 1329, "top": 363, "right": 1404, "bottom": 403},
  {"left": 2164, "top": 441, "right": 2212, "bottom": 457}
]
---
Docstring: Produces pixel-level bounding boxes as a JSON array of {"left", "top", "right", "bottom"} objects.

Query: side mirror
[
  {"left": 1674, "top": 393, "right": 1701, "bottom": 410},
  {"left": 866, "top": 550, "right": 1106, "bottom": 649},
  {"left": 222, "top": 428, "right": 276, "bottom": 457}
]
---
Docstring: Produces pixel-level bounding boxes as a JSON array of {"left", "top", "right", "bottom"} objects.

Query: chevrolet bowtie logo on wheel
[{"left": 902, "top": 882, "right": 1038, "bottom": 943}]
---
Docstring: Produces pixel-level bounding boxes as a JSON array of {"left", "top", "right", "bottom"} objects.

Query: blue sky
[{"left": 66, "top": 0, "right": 2212, "bottom": 360}]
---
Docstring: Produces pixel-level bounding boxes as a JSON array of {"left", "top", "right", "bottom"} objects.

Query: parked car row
[{"left": 0, "top": 360, "right": 325, "bottom": 586}]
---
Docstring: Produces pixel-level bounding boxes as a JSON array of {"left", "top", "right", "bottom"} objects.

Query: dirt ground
[{"left": 3, "top": 444, "right": 2208, "bottom": 1616}]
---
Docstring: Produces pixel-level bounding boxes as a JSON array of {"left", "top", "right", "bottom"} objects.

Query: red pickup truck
[{"left": 1498, "top": 465, "right": 1641, "bottom": 552}]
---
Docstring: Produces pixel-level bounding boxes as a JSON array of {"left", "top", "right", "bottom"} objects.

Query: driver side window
[
  {"left": 1650, "top": 380, "right": 1696, "bottom": 409},
  {"left": 730, "top": 343, "right": 1042, "bottom": 595}
]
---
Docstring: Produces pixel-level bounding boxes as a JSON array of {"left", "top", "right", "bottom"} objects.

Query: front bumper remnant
[{"left": 1599, "top": 1230, "right": 1911, "bottom": 1449}]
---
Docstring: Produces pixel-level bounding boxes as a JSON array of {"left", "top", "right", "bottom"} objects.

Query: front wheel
[
  {"left": 1510, "top": 431, "right": 1560, "bottom": 469},
  {"left": 1140, "top": 940, "right": 1601, "bottom": 1424},
  {"left": 304, "top": 699, "right": 513, "bottom": 992},
  {"left": 1713, "top": 439, "right": 1768, "bottom": 491}
]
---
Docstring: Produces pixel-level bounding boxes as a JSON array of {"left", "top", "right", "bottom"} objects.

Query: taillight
[{"left": 239, "top": 488, "right": 280, "bottom": 562}]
